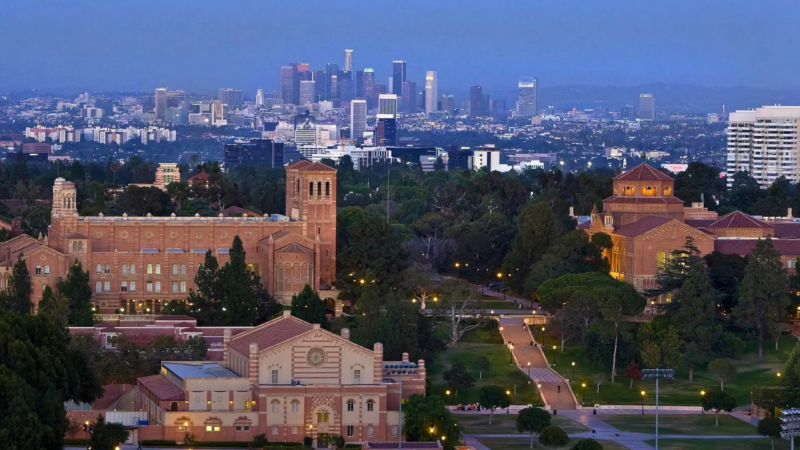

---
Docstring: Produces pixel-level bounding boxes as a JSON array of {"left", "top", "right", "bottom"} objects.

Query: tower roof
[
  {"left": 614, "top": 164, "right": 674, "bottom": 182},
  {"left": 707, "top": 211, "right": 772, "bottom": 229}
]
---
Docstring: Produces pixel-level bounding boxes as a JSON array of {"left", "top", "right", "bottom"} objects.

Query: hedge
[
  {"left": 64, "top": 439, "right": 88, "bottom": 445},
  {"left": 140, "top": 440, "right": 304, "bottom": 448}
]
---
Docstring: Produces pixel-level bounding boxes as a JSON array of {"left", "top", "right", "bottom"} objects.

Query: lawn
[
  {"left": 644, "top": 438, "right": 787, "bottom": 450},
  {"left": 478, "top": 438, "right": 628, "bottom": 450},
  {"left": 428, "top": 342, "right": 541, "bottom": 405},
  {"left": 598, "top": 414, "right": 756, "bottom": 436},
  {"left": 455, "top": 413, "right": 589, "bottom": 435},
  {"left": 549, "top": 336, "right": 797, "bottom": 406}
]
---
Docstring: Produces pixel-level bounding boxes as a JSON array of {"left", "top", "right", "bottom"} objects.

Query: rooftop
[
  {"left": 614, "top": 216, "right": 674, "bottom": 237},
  {"left": 163, "top": 362, "right": 239, "bottom": 380},
  {"left": 708, "top": 211, "right": 772, "bottom": 229},
  {"left": 614, "top": 164, "right": 674, "bottom": 182}
]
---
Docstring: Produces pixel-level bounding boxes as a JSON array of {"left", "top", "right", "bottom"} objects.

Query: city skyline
[{"left": 2, "top": 0, "right": 799, "bottom": 94}]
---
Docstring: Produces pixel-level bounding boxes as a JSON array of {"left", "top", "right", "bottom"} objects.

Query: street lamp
[
  {"left": 509, "top": 343, "right": 514, "bottom": 364},
  {"left": 537, "top": 383, "right": 542, "bottom": 404},
  {"left": 84, "top": 421, "right": 90, "bottom": 450},
  {"left": 552, "top": 345, "right": 557, "bottom": 366},
  {"left": 506, "top": 390, "right": 512, "bottom": 413},
  {"left": 184, "top": 421, "right": 189, "bottom": 444},
  {"left": 571, "top": 362, "right": 576, "bottom": 383},
  {"left": 527, "top": 362, "right": 531, "bottom": 378},
  {"left": 581, "top": 383, "right": 586, "bottom": 404},
  {"left": 541, "top": 327, "right": 545, "bottom": 347},
  {"left": 642, "top": 368, "right": 676, "bottom": 450},
  {"left": 445, "top": 390, "right": 450, "bottom": 396},
  {"left": 700, "top": 390, "right": 706, "bottom": 415},
  {"left": 641, "top": 390, "right": 646, "bottom": 415}
]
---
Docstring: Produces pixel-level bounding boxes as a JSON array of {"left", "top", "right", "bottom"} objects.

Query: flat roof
[{"left": 163, "top": 362, "right": 239, "bottom": 380}]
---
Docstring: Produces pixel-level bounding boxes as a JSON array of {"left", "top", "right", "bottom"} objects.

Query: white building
[
  {"left": 472, "top": 149, "right": 513, "bottom": 172},
  {"left": 350, "top": 99, "right": 367, "bottom": 143},
  {"left": 378, "top": 94, "right": 398, "bottom": 119},
  {"left": 727, "top": 106, "right": 800, "bottom": 188},
  {"left": 315, "top": 125, "right": 338, "bottom": 146},
  {"left": 309, "top": 144, "right": 391, "bottom": 170},
  {"left": 424, "top": 71, "right": 438, "bottom": 115}
]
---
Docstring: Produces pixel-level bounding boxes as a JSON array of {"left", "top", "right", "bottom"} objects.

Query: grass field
[
  {"left": 478, "top": 437, "right": 628, "bottom": 450},
  {"left": 455, "top": 413, "right": 589, "bottom": 435},
  {"left": 549, "top": 336, "right": 796, "bottom": 406},
  {"left": 644, "top": 438, "right": 787, "bottom": 450},
  {"left": 598, "top": 414, "right": 756, "bottom": 436}
]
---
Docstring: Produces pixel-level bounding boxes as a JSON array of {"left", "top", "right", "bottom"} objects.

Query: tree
[
  {"left": 438, "top": 279, "right": 485, "bottom": 346},
  {"left": 595, "top": 284, "right": 646, "bottom": 382},
  {"left": 782, "top": 343, "right": 800, "bottom": 408},
  {"left": 646, "top": 236, "right": 703, "bottom": 298},
  {"left": 702, "top": 389, "right": 736, "bottom": 427},
  {"left": 290, "top": 285, "right": 327, "bottom": 327},
  {"left": 524, "top": 230, "right": 610, "bottom": 297},
  {"left": 433, "top": 157, "right": 446, "bottom": 171},
  {"left": 707, "top": 359, "right": 736, "bottom": 391},
  {"left": 58, "top": 261, "right": 94, "bottom": 326},
  {"left": 89, "top": 415, "right": 130, "bottom": 450},
  {"left": 704, "top": 251, "right": 747, "bottom": 312},
  {"left": 403, "top": 395, "right": 461, "bottom": 450},
  {"left": 475, "top": 356, "right": 492, "bottom": 380},
  {"left": 673, "top": 262, "right": 722, "bottom": 381},
  {"left": 37, "top": 286, "right": 69, "bottom": 329},
  {"left": 516, "top": 407, "right": 551, "bottom": 449},
  {"left": 593, "top": 373, "right": 606, "bottom": 393},
  {"left": 479, "top": 386, "right": 510, "bottom": 425},
  {"left": 539, "top": 426, "right": 570, "bottom": 449},
  {"left": 187, "top": 250, "right": 221, "bottom": 326},
  {"left": 3, "top": 254, "right": 32, "bottom": 314},
  {"left": 503, "top": 201, "right": 558, "bottom": 292},
  {"left": 353, "top": 270, "right": 382, "bottom": 328},
  {"left": 368, "top": 293, "right": 419, "bottom": 360},
  {"left": 571, "top": 440, "right": 604, "bottom": 450},
  {"left": 638, "top": 319, "right": 682, "bottom": 369},
  {"left": 219, "top": 236, "right": 255, "bottom": 326},
  {"left": 185, "top": 335, "right": 208, "bottom": 360},
  {"left": 735, "top": 238, "right": 790, "bottom": 360},
  {"left": 625, "top": 362, "right": 642, "bottom": 389},
  {"left": 443, "top": 363, "right": 474, "bottom": 396},
  {"left": 758, "top": 416, "right": 783, "bottom": 450}
]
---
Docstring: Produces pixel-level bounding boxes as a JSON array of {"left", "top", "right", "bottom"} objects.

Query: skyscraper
[
  {"left": 620, "top": 105, "right": 636, "bottom": 120},
  {"left": 392, "top": 61, "right": 406, "bottom": 98},
  {"left": 424, "top": 71, "right": 438, "bottom": 115},
  {"left": 218, "top": 88, "right": 243, "bottom": 107},
  {"left": 155, "top": 88, "right": 167, "bottom": 121},
  {"left": 280, "top": 65, "right": 295, "bottom": 105},
  {"left": 402, "top": 81, "right": 417, "bottom": 114},
  {"left": 375, "top": 117, "right": 397, "bottom": 147},
  {"left": 344, "top": 49, "right": 353, "bottom": 72},
  {"left": 326, "top": 63, "right": 339, "bottom": 100},
  {"left": 299, "top": 80, "right": 316, "bottom": 105},
  {"left": 256, "top": 87, "right": 264, "bottom": 107},
  {"left": 338, "top": 70, "right": 354, "bottom": 103},
  {"left": 350, "top": 99, "right": 367, "bottom": 143},
  {"left": 441, "top": 95, "right": 455, "bottom": 115},
  {"left": 378, "top": 94, "right": 398, "bottom": 118},
  {"left": 358, "top": 69, "right": 375, "bottom": 105},
  {"left": 517, "top": 77, "right": 538, "bottom": 117},
  {"left": 312, "top": 71, "right": 327, "bottom": 103},
  {"left": 469, "top": 86, "right": 483, "bottom": 118},
  {"left": 639, "top": 93, "right": 655, "bottom": 120},
  {"left": 490, "top": 99, "right": 507, "bottom": 120},
  {"left": 294, "top": 112, "right": 316, "bottom": 146}
]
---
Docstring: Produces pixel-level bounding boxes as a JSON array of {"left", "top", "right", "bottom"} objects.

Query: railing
[{"left": 93, "top": 314, "right": 158, "bottom": 321}]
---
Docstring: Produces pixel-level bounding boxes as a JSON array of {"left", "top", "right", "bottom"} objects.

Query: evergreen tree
[
  {"left": 502, "top": 202, "right": 557, "bottom": 292},
  {"left": 672, "top": 262, "right": 722, "bottom": 381},
  {"left": 4, "top": 254, "right": 32, "bottom": 314},
  {"left": 781, "top": 343, "right": 800, "bottom": 408},
  {"left": 735, "top": 238, "right": 790, "bottom": 360},
  {"left": 368, "top": 293, "right": 419, "bottom": 360},
  {"left": 58, "top": 262, "right": 94, "bottom": 326},
  {"left": 189, "top": 250, "right": 221, "bottom": 325},
  {"left": 290, "top": 285, "right": 327, "bottom": 326},
  {"left": 219, "top": 236, "right": 255, "bottom": 326},
  {"left": 38, "top": 286, "right": 69, "bottom": 329},
  {"left": 253, "top": 272, "right": 281, "bottom": 325},
  {"left": 646, "top": 236, "right": 702, "bottom": 299},
  {"left": 403, "top": 395, "right": 460, "bottom": 450},
  {"left": 353, "top": 270, "right": 381, "bottom": 328},
  {"left": 13, "top": 150, "right": 30, "bottom": 186},
  {"left": 89, "top": 415, "right": 129, "bottom": 450}
]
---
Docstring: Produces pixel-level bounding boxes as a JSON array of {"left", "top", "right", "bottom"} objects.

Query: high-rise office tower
[
  {"left": 294, "top": 112, "right": 316, "bottom": 146},
  {"left": 312, "top": 71, "right": 327, "bottom": 102},
  {"left": 483, "top": 94, "right": 491, "bottom": 116},
  {"left": 727, "top": 106, "right": 800, "bottom": 189},
  {"left": 402, "top": 81, "right": 417, "bottom": 114},
  {"left": 359, "top": 69, "right": 375, "bottom": 107},
  {"left": 218, "top": 88, "right": 243, "bottom": 107},
  {"left": 326, "top": 63, "right": 339, "bottom": 100},
  {"left": 469, "top": 86, "right": 483, "bottom": 118},
  {"left": 375, "top": 117, "right": 397, "bottom": 147},
  {"left": 441, "top": 95, "right": 455, "bottom": 115},
  {"left": 490, "top": 99, "right": 507, "bottom": 119},
  {"left": 280, "top": 66, "right": 295, "bottom": 105},
  {"left": 639, "top": 93, "right": 655, "bottom": 120},
  {"left": 373, "top": 84, "right": 387, "bottom": 97},
  {"left": 378, "top": 94, "right": 398, "bottom": 118},
  {"left": 330, "top": 75, "right": 339, "bottom": 101},
  {"left": 350, "top": 99, "right": 367, "bottom": 143},
  {"left": 424, "top": 71, "right": 438, "bottom": 115},
  {"left": 344, "top": 49, "right": 353, "bottom": 72},
  {"left": 256, "top": 87, "right": 264, "bottom": 107},
  {"left": 517, "top": 77, "right": 538, "bottom": 116},
  {"left": 154, "top": 88, "right": 167, "bottom": 121},
  {"left": 299, "top": 80, "right": 316, "bottom": 105},
  {"left": 338, "top": 71, "right": 354, "bottom": 102},
  {"left": 392, "top": 61, "right": 406, "bottom": 98},
  {"left": 620, "top": 105, "right": 636, "bottom": 120}
]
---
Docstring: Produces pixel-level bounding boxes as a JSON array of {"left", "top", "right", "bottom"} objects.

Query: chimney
[
  {"left": 248, "top": 343, "right": 259, "bottom": 388},
  {"left": 341, "top": 328, "right": 350, "bottom": 340},
  {"left": 417, "top": 359, "right": 426, "bottom": 379},
  {"left": 373, "top": 343, "right": 384, "bottom": 382},
  {"left": 283, "top": 310, "right": 291, "bottom": 319},
  {"left": 402, "top": 352, "right": 409, "bottom": 363},
  {"left": 789, "top": 207, "right": 793, "bottom": 218}
]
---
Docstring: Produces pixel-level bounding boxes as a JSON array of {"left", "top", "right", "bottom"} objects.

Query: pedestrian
[
  {"left": 592, "top": 429, "right": 596, "bottom": 438},
  {"left": 557, "top": 385, "right": 561, "bottom": 393},
  {"left": 530, "top": 340, "right": 534, "bottom": 346}
]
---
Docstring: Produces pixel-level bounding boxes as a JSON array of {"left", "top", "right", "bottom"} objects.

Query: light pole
[
  {"left": 571, "top": 362, "right": 576, "bottom": 383},
  {"left": 581, "top": 383, "right": 586, "bottom": 404},
  {"left": 509, "top": 343, "right": 514, "bottom": 364},
  {"left": 700, "top": 390, "right": 706, "bottom": 415},
  {"left": 780, "top": 408, "right": 800, "bottom": 450},
  {"left": 552, "top": 345, "right": 557, "bottom": 366},
  {"left": 537, "top": 384, "right": 542, "bottom": 404},
  {"left": 506, "top": 390, "right": 511, "bottom": 413},
  {"left": 541, "top": 327, "right": 545, "bottom": 347},
  {"left": 184, "top": 421, "right": 189, "bottom": 444},
  {"left": 84, "top": 421, "right": 89, "bottom": 450},
  {"left": 640, "top": 390, "right": 646, "bottom": 415},
  {"left": 527, "top": 362, "right": 531, "bottom": 378},
  {"left": 642, "top": 368, "right": 676, "bottom": 450}
]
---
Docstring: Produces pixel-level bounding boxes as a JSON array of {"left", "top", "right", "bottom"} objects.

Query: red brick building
[{"left": 0, "top": 161, "right": 339, "bottom": 314}]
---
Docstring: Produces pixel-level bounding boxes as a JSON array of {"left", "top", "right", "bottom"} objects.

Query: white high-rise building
[
  {"left": 154, "top": 88, "right": 167, "bottom": 121},
  {"left": 424, "top": 71, "right": 438, "bottom": 114},
  {"left": 727, "top": 106, "right": 800, "bottom": 189},
  {"left": 378, "top": 94, "right": 398, "bottom": 118},
  {"left": 345, "top": 49, "right": 353, "bottom": 72},
  {"left": 350, "top": 99, "right": 367, "bottom": 143},
  {"left": 299, "top": 80, "right": 316, "bottom": 105},
  {"left": 256, "top": 87, "right": 264, "bottom": 107},
  {"left": 517, "top": 77, "right": 538, "bottom": 117}
]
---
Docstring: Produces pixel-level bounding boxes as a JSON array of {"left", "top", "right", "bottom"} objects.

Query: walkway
[{"left": 499, "top": 317, "right": 576, "bottom": 410}]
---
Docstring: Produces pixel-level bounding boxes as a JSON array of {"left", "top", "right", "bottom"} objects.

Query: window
[
  {"left": 155, "top": 281, "right": 161, "bottom": 292},
  {"left": 103, "top": 281, "right": 110, "bottom": 292},
  {"left": 354, "top": 369, "right": 361, "bottom": 384},
  {"left": 271, "top": 370, "right": 278, "bottom": 384},
  {"left": 122, "top": 264, "right": 128, "bottom": 275},
  {"left": 309, "top": 181, "right": 314, "bottom": 196},
  {"left": 172, "top": 281, "right": 178, "bottom": 293},
  {"left": 291, "top": 400, "right": 299, "bottom": 413},
  {"left": 35, "top": 265, "right": 42, "bottom": 275},
  {"left": 367, "top": 425, "right": 373, "bottom": 437},
  {"left": 366, "top": 400, "right": 374, "bottom": 412},
  {"left": 130, "top": 265, "right": 136, "bottom": 274},
  {"left": 317, "top": 181, "right": 322, "bottom": 196},
  {"left": 272, "top": 426, "right": 278, "bottom": 435},
  {"left": 325, "top": 182, "right": 330, "bottom": 196},
  {"left": 642, "top": 186, "right": 656, "bottom": 196},
  {"left": 663, "top": 186, "right": 672, "bottom": 195},
  {"left": 788, "top": 259, "right": 797, "bottom": 269},
  {"left": 291, "top": 426, "right": 298, "bottom": 435},
  {"left": 104, "top": 264, "right": 110, "bottom": 274},
  {"left": 155, "top": 264, "right": 161, "bottom": 274},
  {"left": 121, "top": 282, "right": 128, "bottom": 292},
  {"left": 391, "top": 425, "right": 399, "bottom": 437},
  {"left": 95, "top": 282, "right": 102, "bottom": 293},
  {"left": 173, "top": 264, "right": 178, "bottom": 275},
  {"left": 317, "top": 412, "right": 329, "bottom": 423},
  {"left": 657, "top": 251, "right": 667, "bottom": 271},
  {"left": 72, "top": 241, "right": 83, "bottom": 251},
  {"left": 147, "top": 264, "right": 153, "bottom": 274},
  {"left": 147, "top": 282, "right": 153, "bottom": 292},
  {"left": 271, "top": 400, "right": 280, "bottom": 413},
  {"left": 44, "top": 266, "right": 49, "bottom": 275},
  {"left": 96, "top": 264, "right": 102, "bottom": 274},
  {"left": 347, "top": 425, "right": 354, "bottom": 437},
  {"left": 129, "top": 281, "right": 136, "bottom": 292},
  {"left": 181, "top": 281, "right": 187, "bottom": 293},
  {"left": 205, "top": 425, "right": 220, "bottom": 432},
  {"left": 622, "top": 185, "right": 635, "bottom": 196},
  {"left": 235, "top": 425, "right": 250, "bottom": 431},
  {"left": 181, "top": 264, "right": 186, "bottom": 274},
  {"left": 347, "top": 400, "right": 354, "bottom": 412}
]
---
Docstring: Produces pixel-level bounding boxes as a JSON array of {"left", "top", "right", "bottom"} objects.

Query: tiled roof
[
  {"left": 276, "top": 242, "right": 313, "bottom": 253},
  {"left": 603, "top": 196, "right": 684, "bottom": 205},
  {"left": 290, "top": 160, "right": 336, "bottom": 172},
  {"left": 221, "top": 206, "right": 261, "bottom": 217},
  {"left": 188, "top": 172, "right": 209, "bottom": 182},
  {"left": 137, "top": 374, "right": 185, "bottom": 401},
  {"left": 287, "top": 160, "right": 312, "bottom": 170},
  {"left": 715, "top": 239, "right": 800, "bottom": 256},
  {"left": 155, "top": 315, "right": 197, "bottom": 321},
  {"left": 366, "top": 443, "right": 441, "bottom": 449},
  {"left": 773, "top": 222, "right": 800, "bottom": 238},
  {"left": 708, "top": 211, "right": 772, "bottom": 229},
  {"left": 228, "top": 316, "right": 313, "bottom": 355},
  {"left": 614, "top": 164, "right": 674, "bottom": 182},
  {"left": 65, "top": 232, "right": 90, "bottom": 239},
  {"left": 613, "top": 216, "right": 673, "bottom": 237},
  {"left": 685, "top": 219, "right": 717, "bottom": 229}
]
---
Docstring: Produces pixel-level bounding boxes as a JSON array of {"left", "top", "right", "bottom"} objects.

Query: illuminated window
[
  {"left": 354, "top": 369, "right": 361, "bottom": 384},
  {"left": 205, "top": 425, "right": 220, "bottom": 432},
  {"left": 122, "top": 264, "right": 128, "bottom": 275},
  {"left": 642, "top": 186, "right": 656, "bottom": 196},
  {"left": 367, "top": 425, "right": 373, "bottom": 437},
  {"left": 44, "top": 266, "right": 50, "bottom": 275},
  {"left": 172, "top": 281, "right": 178, "bottom": 293},
  {"left": 146, "top": 282, "right": 153, "bottom": 292},
  {"left": 96, "top": 264, "right": 102, "bottom": 274},
  {"left": 147, "top": 264, "right": 153, "bottom": 274},
  {"left": 130, "top": 281, "right": 136, "bottom": 292},
  {"left": 663, "top": 186, "right": 672, "bottom": 195},
  {"left": 657, "top": 251, "right": 667, "bottom": 271},
  {"left": 155, "top": 264, "right": 161, "bottom": 274},
  {"left": 104, "top": 282, "right": 110, "bottom": 292},
  {"left": 271, "top": 400, "right": 280, "bottom": 413},
  {"left": 623, "top": 185, "right": 635, "bottom": 196}
]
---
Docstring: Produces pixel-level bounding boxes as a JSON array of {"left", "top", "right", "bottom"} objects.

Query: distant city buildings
[
  {"left": 255, "top": 87, "right": 264, "bottom": 107},
  {"left": 344, "top": 49, "right": 353, "bottom": 72},
  {"left": 620, "top": 105, "right": 636, "bottom": 121},
  {"left": 639, "top": 93, "right": 655, "bottom": 120},
  {"left": 516, "top": 77, "right": 538, "bottom": 116},
  {"left": 154, "top": 88, "right": 167, "bottom": 121},
  {"left": 350, "top": 99, "right": 367, "bottom": 143},
  {"left": 424, "top": 71, "right": 438, "bottom": 115},
  {"left": 392, "top": 61, "right": 406, "bottom": 96},
  {"left": 402, "top": 81, "right": 417, "bottom": 114},
  {"left": 224, "top": 139, "right": 285, "bottom": 169},
  {"left": 469, "top": 86, "right": 483, "bottom": 118},
  {"left": 441, "top": 95, "right": 455, "bottom": 115},
  {"left": 218, "top": 88, "right": 243, "bottom": 107}
]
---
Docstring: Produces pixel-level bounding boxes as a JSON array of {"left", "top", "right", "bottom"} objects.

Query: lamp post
[
  {"left": 184, "top": 421, "right": 189, "bottom": 444},
  {"left": 581, "top": 383, "right": 586, "bottom": 404},
  {"left": 640, "top": 390, "right": 646, "bottom": 415},
  {"left": 509, "top": 343, "right": 514, "bottom": 364},
  {"left": 541, "top": 327, "right": 545, "bottom": 347},
  {"left": 84, "top": 421, "right": 90, "bottom": 450},
  {"left": 571, "top": 362, "right": 576, "bottom": 383},
  {"left": 780, "top": 408, "right": 800, "bottom": 450},
  {"left": 537, "top": 384, "right": 542, "bottom": 404},
  {"left": 552, "top": 345, "right": 557, "bottom": 366},
  {"left": 527, "top": 362, "right": 531, "bottom": 378},
  {"left": 641, "top": 368, "right": 676, "bottom": 450},
  {"left": 700, "top": 390, "right": 706, "bottom": 415},
  {"left": 506, "top": 390, "right": 511, "bottom": 413}
]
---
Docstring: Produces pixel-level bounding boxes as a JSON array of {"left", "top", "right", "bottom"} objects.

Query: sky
[{"left": 1, "top": 0, "right": 799, "bottom": 97}]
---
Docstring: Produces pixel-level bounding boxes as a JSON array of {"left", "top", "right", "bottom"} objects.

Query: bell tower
[{"left": 50, "top": 177, "right": 78, "bottom": 253}]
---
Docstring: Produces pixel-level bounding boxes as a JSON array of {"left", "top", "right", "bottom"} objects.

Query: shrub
[{"left": 539, "top": 426, "right": 569, "bottom": 448}]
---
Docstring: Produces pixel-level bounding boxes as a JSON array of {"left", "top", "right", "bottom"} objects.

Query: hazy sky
[{"left": 2, "top": 0, "right": 798, "bottom": 95}]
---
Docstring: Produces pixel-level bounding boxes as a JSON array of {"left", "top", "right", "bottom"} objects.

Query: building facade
[
  {"left": 135, "top": 312, "right": 425, "bottom": 446},
  {"left": 516, "top": 77, "right": 538, "bottom": 117},
  {"left": 638, "top": 93, "right": 655, "bottom": 121},
  {"left": 0, "top": 161, "right": 338, "bottom": 313}
]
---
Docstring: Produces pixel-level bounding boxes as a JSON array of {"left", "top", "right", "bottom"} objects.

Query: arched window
[
  {"left": 147, "top": 264, "right": 153, "bottom": 274},
  {"left": 623, "top": 185, "right": 635, "bottom": 196},
  {"left": 346, "top": 400, "right": 355, "bottom": 412},
  {"left": 181, "top": 264, "right": 186, "bottom": 274},
  {"left": 366, "top": 400, "right": 374, "bottom": 412},
  {"left": 317, "top": 181, "right": 322, "bottom": 196},
  {"left": 291, "top": 400, "right": 300, "bottom": 413},
  {"left": 170, "top": 401, "right": 178, "bottom": 411},
  {"left": 309, "top": 182, "right": 314, "bottom": 196},
  {"left": 271, "top": 400, "right": 280, "bottom": 413},
  {"left": 130, "top": 264, "right": 136, "bottom": 274},
  {"left": 642, "top": 186, "right": 656, "bottom": 196},
  {"left": 44, "top": 266, "right": 49, "bottom": 275},
  {"left": 104, "top": 264, "right": 110, "bottom": 274},
  {"left": 663, "top": 186, "right": 672, "bottom": 196},
  {"left": 325, "top": 182, "right": 330, "bottom": 196},
  {"left": 96, "top": 264, "right": 102, "bottom": 274},
  {"left": 122, "top": 264, "right": 128, "bottom": 275},
  {"left": 155, "top": 264, "right": 161, "bottom": 274},
  {"left": 657, "top": 251, "right": 667, "bottom": 271},
  {"left": 35, "top": 265, "right": 42, "bottom": 275}
]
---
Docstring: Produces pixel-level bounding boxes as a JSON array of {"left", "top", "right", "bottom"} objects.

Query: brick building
[
  {"left": 0, "top": 160, "right": 339, "bottom": 314},
  {"left": 134, "top": 311, "right": 425, "bottom": 446}
]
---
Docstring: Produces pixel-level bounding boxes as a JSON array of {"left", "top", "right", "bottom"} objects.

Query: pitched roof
[
  {"left": 288, "top": 160, "right": 336, "bottom": 172},
  {"left": 287, "top": 160, "right": 312, "bottom": 170},
  {"left": 228, "top": 315, "right": 314, "bottom": 355},
  {"left": 772, "top": 222, "right": 800, "bottom": 238},
  {"left": 614, "top": 164, "right": 674, "bottom": 182},
  {"left": 613, "top": 216, "right": 673, "bottom": 237},
  {"left": 708, "top": 211, "right": 772, "bottom": 229},
  {"left": 188, "top": 172, "right": 209, "bottom": 182},
  {"left": 715, "top": 239, "right": 800, "bottom": 256},
  {"left": 137, "top": 374, "right": 185, "bottom": 401},
  {"left": 685, "top": 219, "right": 717, "bottom": 229},
  {"left": 221, "top": 206, "right": 260, "bottom": 217},
  {"left": 276, "top": 242, "right": 313, "bottom": 253},
  {"left": 65, "top": 232, "right": 90, "bottom": 239}
]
